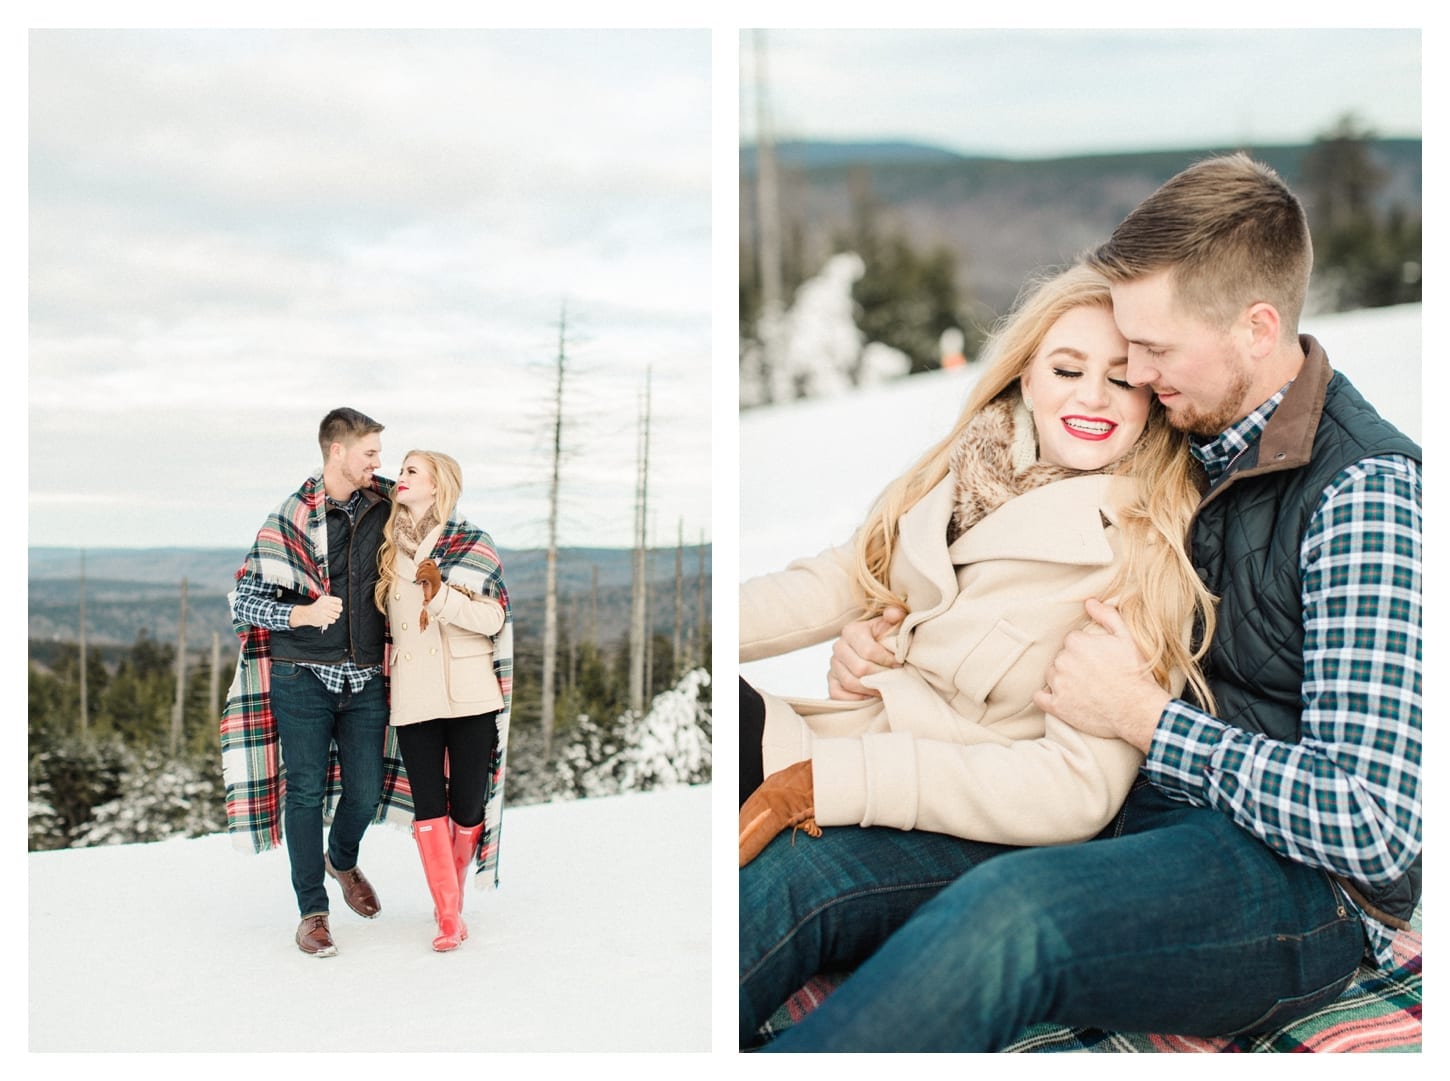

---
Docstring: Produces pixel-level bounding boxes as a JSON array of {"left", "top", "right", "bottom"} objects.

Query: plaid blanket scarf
[
  {"left": 220, "top": 473, "right": 515, "bottom": 888},
  {"left": 220, "top": 472, "right": 415, "bottom": 858},
  {"left": 217, "top": 466, "right": 417, "bottom": 846}
]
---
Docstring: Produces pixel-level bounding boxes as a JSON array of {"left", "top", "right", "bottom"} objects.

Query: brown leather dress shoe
[
  {"left": 295, "top": 912, "right": 337, "bottom": 957},
  {"left": 325, "top": 854, "right": 381, "bottom": 918}
]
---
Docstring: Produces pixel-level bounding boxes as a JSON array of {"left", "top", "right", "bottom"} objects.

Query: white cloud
[{"left": 28, "top": 28, "right": 713, "bottom": 550}]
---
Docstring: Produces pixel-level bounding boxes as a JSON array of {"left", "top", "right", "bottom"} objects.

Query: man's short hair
[
  {"left": 1088, "top": 153, "right": 1313, "bottom": 333},
  {"left": 318, "top": 407, "right": 384, "bottom": 460}
]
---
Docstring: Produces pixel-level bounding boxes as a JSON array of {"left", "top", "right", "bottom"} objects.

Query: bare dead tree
[
  {"left": 696, "top": 530, "right": 706, "bottom": 671},
  {"left": 210, "top": 631, "right": 221, "bottom": 724},
  {"left": 78, "top": 549, "right": 88, "bottom": 734},
  {"left": 673, "top": 518, "right": 684, "bottom": 680},
  {"left": 540, "top": 304, "right": 569, "bottom": 760},
  {"left": 629, "top": 369, "right": 652, "bottom": 713},
  {"left": 170, "top": 577, "right": 188, "bottom": 756}
]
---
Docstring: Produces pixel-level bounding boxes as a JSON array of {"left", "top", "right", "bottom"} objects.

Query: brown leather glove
[
  {"left": 739, "top": 759, "right": 820, "bottom": 868},
  {"left": 415, "top": 560, "right": 443, "bottom": 630}
]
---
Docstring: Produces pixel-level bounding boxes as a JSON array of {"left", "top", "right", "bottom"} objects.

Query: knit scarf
[
  {"left": 392, "top": 507, "right": 439, "bottom": 561},
  {"left": 220, "top": 472, "right": 416, "bottom": 856},
  {"left": 945, "top": 389, "right": 1093, "bottom": 545}
]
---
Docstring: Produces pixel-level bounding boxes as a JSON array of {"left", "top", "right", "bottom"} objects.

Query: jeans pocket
[
  {"left": 271, "top": 660, "right": 302, "bottom": 680},
  {"left": 1224, "top": 966, "right": 1357, "bottom": 1037}
]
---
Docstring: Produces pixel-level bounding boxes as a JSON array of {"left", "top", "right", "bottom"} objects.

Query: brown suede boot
[{"left": 739, "top": 759, "right": 820, "bottom": 867}]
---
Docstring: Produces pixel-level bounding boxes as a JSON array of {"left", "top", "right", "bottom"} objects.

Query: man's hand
[
  {"left": 739, "top": 760, "right": 820, "bottom": 868},
  {"left": 291, "top": 594, "right": 343, "bottom": 630},
  {"left": 827, "top": 605, "right": 905, "bottom": 700},
  {"left": 415, "top": 559, "right": 443, "bottom": 604},
  {"left": 1034, "top": 599, "right": 1171, "bottom": 754}
]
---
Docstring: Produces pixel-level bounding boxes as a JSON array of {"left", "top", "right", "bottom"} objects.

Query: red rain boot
[
  {"left": 413, "top": 817, "right": 465, "bottom": 952},
  {"left": 451, "top": 819, "right": 487, "bottom": 933}
]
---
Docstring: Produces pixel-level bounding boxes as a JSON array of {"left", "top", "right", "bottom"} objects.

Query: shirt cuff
[{"left": 1142, "top": 698, "right": 1224, "bottom": 803}]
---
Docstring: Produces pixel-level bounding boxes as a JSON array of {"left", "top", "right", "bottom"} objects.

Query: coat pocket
[
  {"left": 949, "top": 619, "right": 1034, "bottom": 706},
  {"left": 443, "top": 631, "right": 500, "bottom": 704}
]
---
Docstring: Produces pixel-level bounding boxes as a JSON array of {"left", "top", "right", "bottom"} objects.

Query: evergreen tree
[
  {"left": 28, "top": 734, "right": 131, "bottom": 849},
  {"left": 71, "top": 748, "right": 226, "bottom": 847},
  {"left": 1300, "top": 115, "right": 1422, "bottom": 311},
  {"left": 616, "top": 668, "right": 712, "bottom": 791}
]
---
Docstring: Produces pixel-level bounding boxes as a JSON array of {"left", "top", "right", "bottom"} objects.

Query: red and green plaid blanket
[
  {"left": 220, "top": 474, "right": 515, "bottom": 888},
  {"left": 764, "top": 906, "right": 1422, "bottom": 1052}
]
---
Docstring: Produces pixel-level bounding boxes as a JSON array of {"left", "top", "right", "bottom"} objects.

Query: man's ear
[{"left": 1244, "top": 301, "right": 1281, "bottom": 359}]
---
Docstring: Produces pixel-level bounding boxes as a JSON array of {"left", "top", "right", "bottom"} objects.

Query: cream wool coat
[
  {"left": 741, "top": 472, "right": 1167, "bottom": 846},
  {"left": 386, "top": 523, "right": 507, "bottom": 726}
]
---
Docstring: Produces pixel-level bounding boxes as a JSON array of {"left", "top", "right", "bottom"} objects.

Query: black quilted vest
[
  {"left": 1188, "top": 336, "right": 1421, "bottom": 926},
  {"left": 267, "top": 486, "right": 389, "bottom": 667}
]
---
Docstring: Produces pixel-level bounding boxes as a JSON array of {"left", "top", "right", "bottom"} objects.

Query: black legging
[
  {"left": 394, "top": 711, "right": 500, "bottom": 825},
  {"left": 740, "top": 677, "right": 766, "bottom": 806}
]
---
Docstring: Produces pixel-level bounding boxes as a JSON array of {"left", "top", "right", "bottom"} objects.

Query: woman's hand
[
  {"left": 739, "top": 760, "right": 820, "bottom": 867},
  {"left": 415, "top": 559, "right": 443, "bottom": 603},
  {"left": 414, "top": 560, "right": 443, "bottom": 631}
]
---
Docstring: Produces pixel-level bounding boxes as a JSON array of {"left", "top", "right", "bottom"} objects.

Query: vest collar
[{"left": 1197, "top": 336, "right": 1332, "bottom": 515}]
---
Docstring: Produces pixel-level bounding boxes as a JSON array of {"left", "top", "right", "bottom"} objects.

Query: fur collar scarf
[{"left": 946, "top": 389, "right": 1087, "bottom": 545}]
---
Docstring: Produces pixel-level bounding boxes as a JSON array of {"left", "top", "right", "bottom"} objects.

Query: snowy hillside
[
  {"left": 741, "top": 304, "right": 1422, "bottom": 697},
  {"left": 28, "top": 785, "right": 710, "bottom": 1054}
]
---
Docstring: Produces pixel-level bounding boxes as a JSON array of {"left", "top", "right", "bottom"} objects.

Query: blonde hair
[
  {"left": 374, "top": 450, "right": 464, "bottom": 612},
  {"left": 851, "top": 262, "right": 1218, "bottom": 708},
  {"left": 1087, "top": 153, "right": 1312, "bottom": 338}
]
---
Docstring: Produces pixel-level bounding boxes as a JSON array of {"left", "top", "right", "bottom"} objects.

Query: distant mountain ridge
[
  {"left": 741, "top": 139, "right": 977, "bottom": 171},
  {"left": 740, "top": 137, "right": 1422, "bottom": 317},
  {"left": 28, "top": 545, "right": 712, "bottom": 653}
]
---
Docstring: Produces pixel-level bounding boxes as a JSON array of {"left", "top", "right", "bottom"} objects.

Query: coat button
[
  {"left": 401, "top": 622, "right": 409, "bottom": 631},
  {"left": 430, "top": 647, "right": 437, "bottom": 655},
  {"left": 403, "top": 653, "right": 412, "bottom": 661}
]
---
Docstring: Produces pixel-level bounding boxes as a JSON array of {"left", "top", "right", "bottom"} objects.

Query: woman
[
  {"left": 738, "top": 262, "right": 1216, "bottom": 863},
  {"left": 376, "top": 450, "right": 512, "bottom": 952}
]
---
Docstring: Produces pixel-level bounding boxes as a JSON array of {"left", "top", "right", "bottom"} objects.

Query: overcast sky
[
  {"left": 740, "top": 28, "right": 1422, "bottom": 158},
  {"left": 27, "top": 28, "right": 712, "bottom": 552}
]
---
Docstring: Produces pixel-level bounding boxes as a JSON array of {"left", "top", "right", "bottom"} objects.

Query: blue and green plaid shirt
[
  {"left": 1145, "top": 385, "right": 1422, "bottom": 968},
  {"left": 231, "top": 487, "right": 382, "bottom": 694}
]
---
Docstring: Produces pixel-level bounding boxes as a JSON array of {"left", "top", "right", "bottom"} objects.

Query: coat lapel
[
  {"left": 892, "top": 476, "right": 961, "bottom": 631},
  {"left": 947, "top": 473, "right": 1123, "bottom": 567}
]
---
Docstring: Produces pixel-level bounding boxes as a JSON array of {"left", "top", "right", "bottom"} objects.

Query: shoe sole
[{"left": 300, "top": 943, "right": 339, "bottom": 958}]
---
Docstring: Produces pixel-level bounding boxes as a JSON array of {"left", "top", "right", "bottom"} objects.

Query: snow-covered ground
[
  {"left": 742, "top": 304, "right": 1422, "bottom": 696},
  {"left": 28, "top": 785, "right": 709, "bottom": 1055}
]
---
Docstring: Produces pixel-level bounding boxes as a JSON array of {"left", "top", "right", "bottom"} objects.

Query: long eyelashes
[{"left": 1052, "top": 368, "right": 1135, "bottom": 391}]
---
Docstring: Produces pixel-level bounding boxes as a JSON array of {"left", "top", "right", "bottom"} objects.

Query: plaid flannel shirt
[
  {"left": 1145, "top": 386, "right": 1423, "bottom": 968},
  {"left": 230, "top": 487, "right": 381, "bottom": 693}
]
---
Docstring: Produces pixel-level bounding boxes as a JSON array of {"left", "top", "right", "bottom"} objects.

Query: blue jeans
[
  {"left": 741, "top": 780, "right": 1366, "bottom": 1051},
  {"left": 270, "top": 663, "right": 388, "bottom": 916}
]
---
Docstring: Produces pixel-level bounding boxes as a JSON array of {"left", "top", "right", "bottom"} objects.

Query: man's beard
[{"left": 1164, "top": 364, "right": 1255, "bottom": 438}]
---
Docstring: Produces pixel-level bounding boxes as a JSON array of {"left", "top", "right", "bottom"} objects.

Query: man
[
  {"left": 223, "top": 407, "right": 406, "bottom": 957},
  {"left": 739, "top": 155, "right": 1421, "bottom": 1050}
]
